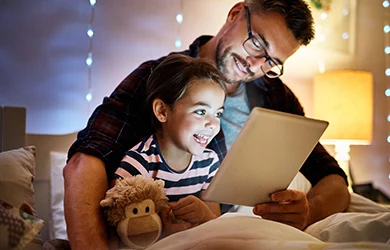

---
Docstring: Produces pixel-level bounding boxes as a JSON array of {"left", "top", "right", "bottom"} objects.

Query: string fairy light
[
  {"left": 384, "top": 0, "right": 390, "bottom": 179},
  {"left": 310, "top": 1, "right": 353, "bottom": 49},
  {"left": 86, "top": 0, "right": 95, "bottom": 104},
  {"left": 175, "top": 1, "right": 183, "bottom": 48}
]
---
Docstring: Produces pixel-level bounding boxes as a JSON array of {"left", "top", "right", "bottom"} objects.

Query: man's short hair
[{"left": 245, "top": 0, "right": 315, "bottom": 45}]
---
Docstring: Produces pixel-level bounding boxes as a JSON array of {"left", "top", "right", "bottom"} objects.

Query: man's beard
[
  {"left": 215, "top": 40, "right": 254, "bottom": 85},
  {"left": 215, "top": 42, "right": 237, "bottom": 85}
]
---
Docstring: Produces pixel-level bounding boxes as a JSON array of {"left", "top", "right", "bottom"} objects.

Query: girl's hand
[
  {"left": 170, "top": 195, "right": 217, "bottom": 225},
  {"left": 160, "top": 206, "right": 191, "bottom": 238}
]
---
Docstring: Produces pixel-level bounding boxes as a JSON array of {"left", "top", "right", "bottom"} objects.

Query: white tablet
[{"left": 202, "top": 107, "right": 328, "bottom": 206}]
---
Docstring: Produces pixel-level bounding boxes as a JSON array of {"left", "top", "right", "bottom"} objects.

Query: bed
[{"left": 0, "top": 106, "right": 389, "bottom": 250}]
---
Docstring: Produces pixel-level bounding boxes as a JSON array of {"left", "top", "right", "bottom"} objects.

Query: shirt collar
[{"left": 188, "top": 35, "right": 213, "bottom": 58}]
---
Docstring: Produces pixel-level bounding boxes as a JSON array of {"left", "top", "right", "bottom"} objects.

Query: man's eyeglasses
[{"left": 243, "top": 6, "right": 284, "bottom": 78}]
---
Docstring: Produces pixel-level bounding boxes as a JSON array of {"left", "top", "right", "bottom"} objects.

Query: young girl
[{"left": 113, "top": 53, "right": 227, "bottom": 236}]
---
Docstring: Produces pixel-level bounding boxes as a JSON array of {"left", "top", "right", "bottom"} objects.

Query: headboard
[
  {"left": 0, "top": 106, "right": 27, "bottom": 151},
  {"left": 0, "top": 106, "right": 77, "bottom": 241}
]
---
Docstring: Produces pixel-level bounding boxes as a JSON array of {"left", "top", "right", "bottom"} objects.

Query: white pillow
[
  {"left": 50, "top": 151, "right": 68, "bottom": 240},
  {"left": 0, "top": 146, "right": 37, "bottom": 215}
]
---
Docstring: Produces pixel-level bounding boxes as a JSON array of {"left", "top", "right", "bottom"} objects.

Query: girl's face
[{"left": 160, "top": 80, "right": 225, "bottom": 159}]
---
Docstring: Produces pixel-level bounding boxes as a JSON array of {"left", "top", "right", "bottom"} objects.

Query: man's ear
[
  {"left": 152, "top": 98, "right": 168, "bottom": 123},
  {"left": 227, "top": 2, "right": 244, "bottom": 23}
]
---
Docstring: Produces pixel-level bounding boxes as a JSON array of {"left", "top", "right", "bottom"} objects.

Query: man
[{"left": 64, "top": 1, "right": 350, "bottom": 249}]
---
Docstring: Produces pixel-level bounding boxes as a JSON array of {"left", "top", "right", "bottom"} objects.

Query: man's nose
[{"left": 246, "top": 55, "right": 266, "bottom": 74}]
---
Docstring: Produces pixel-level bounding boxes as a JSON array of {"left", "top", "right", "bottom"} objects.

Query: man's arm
[
  {"left": 306, "top": 174, "right": 350, "bottom": 226},
  {"left": 64, "top": 61, "right": 164, "bottom": 249},
  {"left": 63, "top": 153, "right": 110, "bottom": 250}
]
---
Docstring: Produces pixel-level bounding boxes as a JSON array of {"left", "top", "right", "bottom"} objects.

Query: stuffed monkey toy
[{"left": 100, "top": 176, "right": 169, "bottom": 249}]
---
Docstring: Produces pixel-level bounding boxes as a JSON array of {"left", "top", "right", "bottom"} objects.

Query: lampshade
[{"left": 313, "top": 70, "right": 373, "bottom": 145}]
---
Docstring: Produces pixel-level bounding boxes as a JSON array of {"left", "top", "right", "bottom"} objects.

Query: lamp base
[{"left": 333, "top": 142, "right": 353, "bottom": 192}]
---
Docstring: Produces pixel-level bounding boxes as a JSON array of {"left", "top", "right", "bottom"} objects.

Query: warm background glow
[{"left": 0, "top": 0, "right": 388, "bottom": 196}]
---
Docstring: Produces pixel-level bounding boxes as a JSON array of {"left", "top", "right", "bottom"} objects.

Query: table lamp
[{"left": 313, "top": 70, "right": 373, "bottom": 192}]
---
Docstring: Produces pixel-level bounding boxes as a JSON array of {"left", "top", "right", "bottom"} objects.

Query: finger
[
  {"left": 172, "top": 202, "right": 196, "bottom": 217},
  {"left": 253, "top": 201, "right": 305, "bottom": 215},
  {"left": 172, "top": 196, "right": 196, "bottom": 209},
  {"left": 174, "top": 210, "right": 198, "bottom": 222},
  {"left": 181, "top": 221, "right": 192, "bottom": 229},
  {"left": 271, "top": 190, "right": 305, "bottom": 203},
  {"left": 172, "top": 220, "right": 192, "bottom": 230},
  {"left": 160, "top": 207, "right": 172, "bottom": 222},
  {"left": 168, "top": 202, "right": 177, "bottom": 208}
]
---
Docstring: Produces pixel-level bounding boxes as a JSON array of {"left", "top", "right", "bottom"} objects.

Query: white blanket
[
  {"left": 305, "top": 192, "right": 390, "bottom": 243},
  {"left": 145, "top": 213, "right": 390, "bottom": 250},
  {"left": 142, "top": 192, "right": 390, "bottom": 250}
]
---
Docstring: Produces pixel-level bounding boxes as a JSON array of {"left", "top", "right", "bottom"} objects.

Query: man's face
[{"left": 216, "top": 6, "right": 300, "bottom": 84}]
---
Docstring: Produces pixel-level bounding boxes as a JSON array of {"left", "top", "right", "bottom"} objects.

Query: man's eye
[
  {"left": 251, "top": 38, "right": 262, "bottom": 50},
  {"left": 266, "top": 59, "right": 274, "bottom": 68},
  {"left": 195, "top": 110, "right": 206, "bottom": 115}
]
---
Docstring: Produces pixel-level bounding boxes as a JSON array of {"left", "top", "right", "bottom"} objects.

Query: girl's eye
[
  {"left": 195, "top": 110, "right": 206, "bottom": 115},
  {"left": 215, "top": 111, "right": 223, "bottom": 118}
]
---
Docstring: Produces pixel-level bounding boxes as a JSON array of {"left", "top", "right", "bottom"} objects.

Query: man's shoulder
[{"left": 250, "top": 76, "right": 303, "bottom": 114}]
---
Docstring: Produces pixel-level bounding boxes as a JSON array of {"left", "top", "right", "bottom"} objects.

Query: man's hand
[
  {"left": 170, "top": 195, "right": 217, "bottom": 225},
  {"left": 160, "top": 207, "right": 191, "bottom": 238},
  {"left": 253, "top": 175, "right": 350, "bottom": 231},
  {"left": 252, "top": 189, "right": 310, "bottom": 230}
]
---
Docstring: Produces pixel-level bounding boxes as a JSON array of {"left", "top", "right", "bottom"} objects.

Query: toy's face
[{"left": 117, "top": 199, "right": 162, "bottom": 249}]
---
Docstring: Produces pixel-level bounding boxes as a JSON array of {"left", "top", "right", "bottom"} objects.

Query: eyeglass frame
[{"left": 243, "top": 5, "right": 284, "bottom": 78}]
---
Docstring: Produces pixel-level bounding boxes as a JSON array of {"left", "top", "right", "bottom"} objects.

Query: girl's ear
[{"left": 152, "top": 98, "right": 168, "bottom": 123}]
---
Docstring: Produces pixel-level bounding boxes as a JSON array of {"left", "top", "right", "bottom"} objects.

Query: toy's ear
[
  {"left": 100, "top": 197, "right": 114, "bottom": 208},
  {"left": 155, "top": 179, "right": 165, "bottom": 189}
]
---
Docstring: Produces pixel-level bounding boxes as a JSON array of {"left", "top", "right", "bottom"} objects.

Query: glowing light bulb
[
  {"left": 175, "top": 39, "right": 182, "bottom": 48},
  {"left": 384, "top": 25, "right": 390, "bottom": 33},
  {"left": 342, "top": 33, "right": 349, "bottom": 39},
  {"left": 385, "top": 46, "right": 390, "bottom": 54},
  {"left": 320, "top": 12, "right": 328, "bottom": 20},
  {"left": 176, "top": 13, "right": 183, "bottom": 24},
  {"left": 86, "top": 52, "right": 93, "bottom": 66},
  {"left": 90, "top": 0, "right": 96, "bottom": 6},
  {"left": 387, "top": 115, "right": 390, "bottom": 122},
  {"left": 87, "top": 28, "right": 94, "bottom": 38},
  {"left": 387, "top": 136, "right": 390, "bottom": 143},
  {"left": 383, "top": 0, "right": 390, "bottom": 8},
  {"left": 86, "top": 92, "right": 92, "bottom": 102},
  {"left": 342, "top": 9, "right": 349, "bottom": 15},
  {"left": 385, "top": 88, "right": 390, "bottom": 96},
  {"left": 386, "top": 68, "right": 390, "bottom": 76}
]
